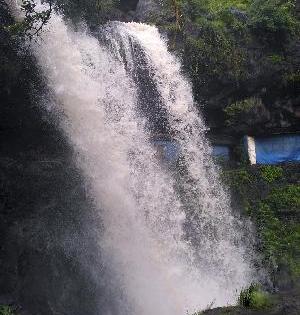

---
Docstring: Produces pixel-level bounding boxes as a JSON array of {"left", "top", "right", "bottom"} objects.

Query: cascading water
[{"left": 6, "top": 2, "right": 257, "bottom": 314}]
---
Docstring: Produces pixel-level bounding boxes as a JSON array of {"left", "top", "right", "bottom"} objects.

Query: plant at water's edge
[
  {"left": 223, "top": 166, "right": 300, "bottom": 280},
  {"left": 256, "top": 201, "right": 300, "bottom": 277},
  {"left": 0, "top": 305, "right": 14, "bottom": 315},
  {"left": 238, "top": 284, "right": 272, "bottom": 309}
]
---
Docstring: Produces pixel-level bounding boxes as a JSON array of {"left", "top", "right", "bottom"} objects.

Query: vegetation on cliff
[
  {"left": 155, "top": 0, "right": 300, "bottom": 136},
  {"left": 222, "top": 164, "right": 300, "bottom": 287},
  {"left": 0, "top": 306, "right": 14, "bottom": 315}
]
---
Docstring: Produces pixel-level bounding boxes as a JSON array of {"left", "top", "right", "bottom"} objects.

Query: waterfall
[{"left": 6, "top": 2, "right": 256, "bottom": 314}]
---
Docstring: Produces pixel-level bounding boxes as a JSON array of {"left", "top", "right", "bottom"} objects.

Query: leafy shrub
[
  {"left": 224, "top": 97, "right": 263, "bottom": 126},
  {"left": 7, "top": 0, "right": 52, "bottom": 39},
  {"left": 257, "top": 202, "right": 300, "bottom": 276},
  {"left": 283, "top": 70, "right": 300, "bottom": 91},
  {"left": 222, "top": 168, "right": 253, "bottom": 190},
  {"left": 238, "top": 284, "right": 271, "bottom": 309},
  {"left": 184, "top": 30, "right": 233, "bottom": 80},
  {"left": 260, "top": 165, "right": 283, "bottom": 183},
  {"left": 284, "top": 70, "right": 300, "bottom": 83},
  {"left": 248, "top": 0, "right": 299, "bottom": 44},
  {"left": 224, "top": 166, "right": 300, "bottom": 278},
  {"left": 266, "top": 184, "right": 300, "bottom": 213},
  {"left": 0, "top": 306, "right": 14, "bottom": 315},
  {"left": 185, "top": 0, "right": 250, "bottom": 17},
  {"left": 268, "top": 54, "right": 284, "bottom": 64},
  {"left": 257, "top": 203, "right": 282, "bottom": 260}
]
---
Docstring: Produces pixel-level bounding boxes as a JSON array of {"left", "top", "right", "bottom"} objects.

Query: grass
[{"left": 238, "top": 284, "right": 272, "bottom": 309}]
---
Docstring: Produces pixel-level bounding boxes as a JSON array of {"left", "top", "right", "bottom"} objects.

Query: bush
[
  {"left": 260, "top": 165, "right": 283, "bottom": 183},
  {"left": 257, "top": 202, "right": 300, "bottom": 277},
  {"left": 0, "top": 306, "right": 14, "bottom": 315},
  {"left": 267, "top": 185, "right": 300, "bottom": 213},
  {"left": 268, "top": 54, "right": 284, "bottom": 64},
  {"left": 224, "top": 166, "right": 300, "bottom": 279},
  {"left": 238, "top": 284, "right": 272, "bottom": 309},
  {"left": 224, "top": 97, "right": 263, "bottom": 126},
  {"left": 248, "top": 0, "right": 299, "bottom": 45}
]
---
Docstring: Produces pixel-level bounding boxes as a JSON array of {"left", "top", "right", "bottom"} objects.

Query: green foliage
[
  {"left": 206, "top": 0, "right": 250, "bottom": 12},
  {"left": 256, "top": 201, "right": 300, "bottom": 276},
  {"left": 238, "top": 284, "right": 272, "bottom": 309},
  {"left": 182, "top": 0, "right": 299, "bottom": 41},
  {"left": 248, "top": 0, "right": 299, "bottom": 44},
  {"left": 0, "top": 305, "right": 14, "bottom": 315},
  {"left": 282, "top": 70, "right": 300, "bottom": 91},
  {"left": 6, "top": 0, "right": 122, "bottom": 37},
  {"left": 7, "top": 0, "right": 52, "bottom": 39},
  {"left": 268, "top": 54, "right": 284, "bottom": 64},
  {"left": 222, "top": 168, "right": 253, "bottom": 214},
  {"left": 224, "top": 97, "right": 263, "bottom": 126},
  {"left": 180, "top": 0, "right": 251, "bottom": 41},
  {"left": 183, "top": 19, "right": 247, "bottom": 87},
  {"left": 225, "top": 168, "right": 252, "bottom": 186},
  {"left": 284, "top": 70, "right": 300, "bottom": 83},
  {"left": 224, "top": 166, "right": 300, "bottom": 279},
  {"left": 266, "top": 185, "right": 300, "bottom": 213},
  {"left": 186, "top": 0, "right": 250, "bottom": 22},
  {"left": 256, "top": 203, "right": 282, "bottom": 262},
  {"left": 172, "top": 0, "right": 299, "bottom": 102},
  {"left": 260, "top": 165, "right": 283, "bottom": 183}
]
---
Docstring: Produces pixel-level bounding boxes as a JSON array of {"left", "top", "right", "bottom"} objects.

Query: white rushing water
[{"left": 6, "top": 2, "right": 256, "bottom": 314}]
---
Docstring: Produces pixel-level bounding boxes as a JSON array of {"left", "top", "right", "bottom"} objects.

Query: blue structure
[
  {"left": 256, "top": 134, "right": 300, "bottom": 164},
  {"left": 152, "top": 140, "right": 180, "bottom": 163},
  {"left": 212, "top": 145, "right": 230, "bottom": 160},
  {"left": 245, "top": 134, "right": 300, "bottom": 164}
]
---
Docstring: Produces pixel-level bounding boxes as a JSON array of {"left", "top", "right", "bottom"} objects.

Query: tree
[{"left": 7, "top": 0, "right": 52, "bottom": 40}]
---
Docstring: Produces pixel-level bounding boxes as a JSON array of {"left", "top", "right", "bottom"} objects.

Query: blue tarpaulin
[
  {"left": 153, "top": 140, "right": 180, "bottom": 162},
  {"left": 255, "top": 134, "right": 300, "bottom": 164},
  {"left": 212, "top": 145, "right": 230, "bottom": 160}
]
